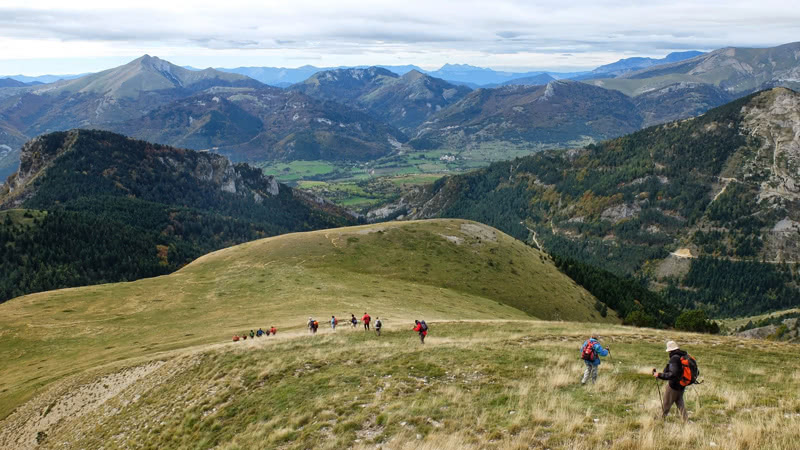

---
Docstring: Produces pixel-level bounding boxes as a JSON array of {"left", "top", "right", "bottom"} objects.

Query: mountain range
[
  {"left": 588, "top": 42, "right": 800, "bottom": 96},
  {"left": 1, "top": 42, "right": 799, "bottom": 185},
  {"left": 573, "top": 51, "right": 705, "bottom": 80}
]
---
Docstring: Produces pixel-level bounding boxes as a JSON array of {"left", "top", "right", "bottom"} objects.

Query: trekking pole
[{"left": 654, "top": 372, "right": 664, "bottom": 413}]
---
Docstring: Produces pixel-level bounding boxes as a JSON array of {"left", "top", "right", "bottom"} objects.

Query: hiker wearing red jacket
[
  {"left": 362, "top": 312, "right": 371, "bottom": 330},
  {"left": 413, "top": 320, "right": 428, "bottom": 344},
  {"left": 270, "top": 326, "right": 276, "bottom": 336}
]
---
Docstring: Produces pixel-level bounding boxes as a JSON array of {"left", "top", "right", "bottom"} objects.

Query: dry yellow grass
[{"left": 1, "top": 321, "right": 798, "bottom": 450}]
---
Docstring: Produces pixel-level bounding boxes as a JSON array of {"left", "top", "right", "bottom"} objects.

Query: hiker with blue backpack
[
  {"left": 653, "top": 340, "right": 698, "bottom": 421},
  {"left": 580, "top": 334, "right": 609, "bottom": 384}
]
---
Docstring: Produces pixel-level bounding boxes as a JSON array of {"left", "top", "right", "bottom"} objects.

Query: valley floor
[{"left": 2, "top": 321, "right": 799, "bottom": 450}]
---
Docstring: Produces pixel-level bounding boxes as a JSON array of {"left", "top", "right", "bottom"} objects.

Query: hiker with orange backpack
[
  {"left": 653, "top": 340, "right": 697, "bottom": 421},
  {"left": 580, "top": 334, "right": 609, "bottom": 385}
]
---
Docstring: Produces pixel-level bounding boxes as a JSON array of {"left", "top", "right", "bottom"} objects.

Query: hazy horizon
[{"left": 2, "top": 0, "right": 799, "bottom": 76}]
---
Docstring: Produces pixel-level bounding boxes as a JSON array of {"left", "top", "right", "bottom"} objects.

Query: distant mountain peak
[{"left": 401, "top": 69, "right": 426, "bottom": 82}]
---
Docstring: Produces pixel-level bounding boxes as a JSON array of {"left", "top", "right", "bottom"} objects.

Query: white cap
[{"left": 665, "top": 341, "right": 680, "bottom": 352}]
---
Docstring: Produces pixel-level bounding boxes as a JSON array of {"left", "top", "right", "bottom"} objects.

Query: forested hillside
[
  {"left": 376, "top": 88, "right": 800, "bottom": 318},
  {"left": 0, "top": 130, "right": 355, "bottom": 302}
]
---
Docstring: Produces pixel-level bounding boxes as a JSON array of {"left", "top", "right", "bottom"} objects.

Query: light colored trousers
[{"left": 582, "top": 361, "right": 598, "bottom": 384}]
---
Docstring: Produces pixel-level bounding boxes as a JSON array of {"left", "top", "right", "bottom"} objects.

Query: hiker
[
  {"left": 312, "top": 319, "right": 319, "bottom": 334},
  {"left": 413, "top": 320, "right": 428, "bottom": 344},
  {"left": 580, "top": 334, "right": 609, "bottom": 385},
  {"left": 308, "top": 317, "right": 314, "bottom": 334},
  {"left": 331, "top": 315, "right": 338, "bottom": 331},
  {"left": 351, "top": 314, "right": 358, "bottom": 328},
  {"left": 257, "top": 328, "right": 264, "bottom": 337},
  {"left": 362, "top": 312, "right": 371, "bottom": 331},
  {"left": 232, "top": 334, "right": 240, "bottom": 342},
  {"left": 375, "top": 317, "right": 382, "bottom": 336},
  {"left": 249, "top": 329, "right": 255, "bottom": 339},
  {"left": 270, "top": 326, "right": 277, "bottom": 336},
  {"left": 243, "top": 332, "right": 248, "bottom": 340},
  {"left": 653, "top": 340, "right": 694, "bottom": 421}
]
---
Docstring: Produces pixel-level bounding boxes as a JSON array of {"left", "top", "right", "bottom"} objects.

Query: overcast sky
[{"left": 1, "top": 0, "right": 798, "bottom": 75}]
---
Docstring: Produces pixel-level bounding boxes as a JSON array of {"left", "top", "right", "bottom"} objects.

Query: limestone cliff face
[
  {"left": 741, "top": 88, "right": 800, "bottom": 203},
  {"left": 1, "top": 131, "right": 80, "bottom": 207}
]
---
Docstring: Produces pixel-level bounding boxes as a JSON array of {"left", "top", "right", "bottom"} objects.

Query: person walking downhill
[
  {"left": 331, "top": 315, "right": 338, "bottom": 331},
  {"left": 413, "top": 320, "right": 428, "bottom": 344},
  {"left": 653, "top": 340, "right": 697, "bottom": 422},
  {"left": 375, "top": 317, "right": 382, "bottom": 336},
  {"left": 362, "top": 312, "right": 371, "bottom": 331},
  {"left": 580, "top": 334, "right": 609, "bottom": 385},
  {"left": 350, "top": 314, "right": 358, "bottom": 328}
]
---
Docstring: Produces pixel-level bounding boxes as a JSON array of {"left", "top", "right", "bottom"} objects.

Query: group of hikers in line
[
  {"left": 312, "top": 313, "right": 382, "bottom": 334},
  {"left": 231, "top": 313, "right": 429, "bottom": 344},
  {"left": 581, "top": 335, "right": 699, "bottom": 421},
  {"left": 232, "top": 326, "right": 277, "bottom": 341},
  {"left": 307, "top": 313, "right": 429, "bottom": 343}
]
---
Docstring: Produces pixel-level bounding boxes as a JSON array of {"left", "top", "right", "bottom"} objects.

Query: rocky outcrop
[
  {"left": 0, "top": 130, "right": 284, "bottom": 210},
  {"left": 737, "top": 317, "right": 800, "bottom": 342}
]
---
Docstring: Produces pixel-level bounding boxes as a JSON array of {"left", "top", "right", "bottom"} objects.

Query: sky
[{"left": 1, "top": 0, "right": 799, "bottom": 75}]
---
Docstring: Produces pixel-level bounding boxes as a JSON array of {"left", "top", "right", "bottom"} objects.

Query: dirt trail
[{"left": 0, "top": 329, "right": 315, "bottom": 450}]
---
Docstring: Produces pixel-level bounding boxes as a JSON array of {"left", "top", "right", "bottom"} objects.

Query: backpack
[
  {"left": 376, "top": 320, "right": 382, "bottom": 328},
  {"left": 679, "top": 354, "right": 700, "bottom": 387},
  {"left": 313, "top": 321, "right": 319, "bottom": 327},
  {"left": 420, "top": 321, "right": 428, "bottom": 332},
  {"left": 334, "top": 318, "right": 338, "bottom": 325},
  {"left": 581, "top": 341, "right": 597, "bottom": 361}
]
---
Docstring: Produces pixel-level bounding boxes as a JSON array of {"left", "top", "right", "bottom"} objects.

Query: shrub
[{"left": 675, "top": 310, "right": 720, "bottom": 334}]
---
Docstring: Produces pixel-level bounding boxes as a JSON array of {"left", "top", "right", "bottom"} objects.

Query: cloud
[{"left": 0, "top": 0, "right": 798, "bottom": 73}]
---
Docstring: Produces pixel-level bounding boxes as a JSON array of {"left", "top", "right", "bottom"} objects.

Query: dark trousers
[
  {"left": 663, "top": 385, "right": 688, "bottom": 421},
  {"left": 364, "top": 322, "right": 370, "bottom": 330}
]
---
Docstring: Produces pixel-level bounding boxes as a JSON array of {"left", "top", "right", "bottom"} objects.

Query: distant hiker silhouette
[
  {"left": 270, "top": 326, "right": 276, "bottom": 336},
  {"left": 331, "top": 315, "right": 338, "bottom": 331},
  {"left": 257, "top": 328, "right": 264, "bottom": 337},
  {"left": 351, "top": 314, "right": 358, "bottom": 328},
  {"left": 413, "top": 320, "right": 428, "bottom": 344},
  {"left": 375, "top": 317, "right": 382, "bottom": 336},
  {"left": 232, "top": 334, "right": 240, "bottom": 342}
]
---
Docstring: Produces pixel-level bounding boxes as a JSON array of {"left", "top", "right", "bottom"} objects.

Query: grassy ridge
[
  {"left": 3, "top": 321, "right": 799, "bottom": 449},
  {"left": 0, "top": 219, "right": 611, "bottom": 420}
]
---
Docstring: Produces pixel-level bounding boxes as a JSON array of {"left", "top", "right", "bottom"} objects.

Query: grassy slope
[
  {"left": 2, "top": 321, "right": 799, "bottom": 449},
  {"left": 0, "top": 219, "right": 612, "bottom": 420}
]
